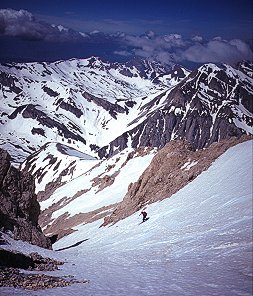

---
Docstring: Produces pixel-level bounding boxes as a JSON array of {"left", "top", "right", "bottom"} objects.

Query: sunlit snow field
[{"left": 1, "top": 140, "right": 252, "bottom": 296}]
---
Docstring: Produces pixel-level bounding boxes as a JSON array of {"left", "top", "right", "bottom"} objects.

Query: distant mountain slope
[
  {"left": 0, "top": 57, "right": 185, "bottom": 164},
  {"left": 21, "top": 143, "right": 99, "bottom": 194},
  {"left": 98, "top": 61, "right": 253, "bottom": 158},
  {"left": 0, "top": 58, "right": 252, "bottom": 164}
]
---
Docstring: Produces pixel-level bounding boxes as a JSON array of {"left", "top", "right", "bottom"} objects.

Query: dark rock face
[
  {"left": 59, "top": 99, "right": 83, "bottom": 118},
  {"left": 0, "top": 249, "right": 34, "bottom": 269},
  {"left": 98, "top": 63, "right": 253, "bottom": 158},
  {"left": 42, "top": 86, "right": 59, "bottom": 97},
  {"left": 82, "top": 91, "right": 126, "bottom": 119},
  {"left": 0, "top": 148, "right": 51, "bottom": 249},
  {"left": 0, "top": 72, "right": 22, "bottom": 94}
]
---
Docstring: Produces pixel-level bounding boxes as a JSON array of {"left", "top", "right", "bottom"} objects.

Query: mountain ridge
[
  {"left": 0, "top": 58, "right": 252, "bottom": 165},
  {"left": 0, "top": 56, "right": 183, "bottom": 164}
]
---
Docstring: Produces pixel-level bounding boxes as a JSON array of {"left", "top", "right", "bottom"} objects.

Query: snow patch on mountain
[
  {"left": 41, "top": 147, "right": 156, "bottom": 216},
  {"left": 21, "top": 143, "right": 99, "bottom": 193}
]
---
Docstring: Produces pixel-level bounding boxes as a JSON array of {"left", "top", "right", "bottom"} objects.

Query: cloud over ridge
[
  {"left": 0, "top": 8, "right": 84, "bottom": 41},
  {"left": 119, "top": 32, "right": 253, "bottom": 65},
  {"left": 0, "top": 8, "right": 252, "bottom": 65}
]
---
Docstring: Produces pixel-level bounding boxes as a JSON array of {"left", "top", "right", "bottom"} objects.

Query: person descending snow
[{"left": 139, "top": 210, "right": 148, "bottom": 222}]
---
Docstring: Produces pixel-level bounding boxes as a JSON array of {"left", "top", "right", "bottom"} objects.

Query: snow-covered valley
[
  {"left": 1, "top": 140, "right": 252, "bottom": 296},
  {"left": 0, "top": 57, "right": 252, "bottom": 296},
  {"left": 1, "top": 3, "right": 253, "bottom": 295}
]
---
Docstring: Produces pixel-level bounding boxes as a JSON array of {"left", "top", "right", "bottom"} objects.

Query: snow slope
[
  {"left": 38, "top": 146, "right": 157, "bottom": 234},
  {"left": 1, "top": 140, "right": 252, "bottom": 296}
]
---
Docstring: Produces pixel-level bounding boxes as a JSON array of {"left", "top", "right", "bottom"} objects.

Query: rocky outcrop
[
  {"left": 0, "top": 148, "right": 51, "bottom": 248},
  {"left": 0, "top": 250, "right": 88, "bottom": 291},
  {"left": 0, "top": 249, "right": 63, "bottom": 270},
  {"left": 102, "top": 135, "right": 251, "bottom": 226},
  {"left": 0, "top": 267, "right": 88, "bottom": 290}
]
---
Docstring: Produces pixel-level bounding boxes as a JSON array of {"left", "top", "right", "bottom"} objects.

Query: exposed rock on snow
[
  {"left": 0, "top": 267, "right": 88, "bottom": 290},
  {"left": 0, "top": 148, "right": 51, "bottom": 249},
  {"left": 0, "top": 249, "right": 63, "bottom": 271},
  {"left": 40, "top": 201, "right": 118, "bottom": 240},
  {"left": 103, "top": 135, "right": 251, "bottom": 226},
  {"left": 0, "top": 234, "right": 89, "bottom": 290}
]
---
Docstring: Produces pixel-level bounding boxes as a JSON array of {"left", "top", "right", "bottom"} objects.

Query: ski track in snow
[{"left": 0, "top": 140, "right": 252, "bottom": 296}]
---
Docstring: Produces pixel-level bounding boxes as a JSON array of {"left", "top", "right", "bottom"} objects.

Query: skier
[{"left": 139, "top": 210, "right": 148, "bottom": 222}]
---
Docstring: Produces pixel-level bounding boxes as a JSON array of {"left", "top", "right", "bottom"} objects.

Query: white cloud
[
  {"left": 0, "top": 8, "right": 84, "bottom": 41},
  {"left": 182, "top": 39, "right": 253, "bottom": 64},
  {"left": 0, "top": 9, "right": 45, "bottom": 39},
  {"left": 192, "top": 35, "right": 203, "bottom": 42},
  {"left": 114, "top": 50, "right": 132, "bottom": 57},
  {"left": 1, "top": 9, "right": 252, "bottom": 66},
  {"left": 124, "top": 32, "right": 253, "bottom": 65}
]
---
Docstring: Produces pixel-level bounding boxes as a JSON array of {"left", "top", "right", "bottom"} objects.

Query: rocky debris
[
  {"left": 0, "top": 249, "right": 34, "bottom": 269},
  {"left": 0, "top": 267, "right": 89, "bottom": 290},
  {"left": 29, "top": 252, "right": 64, "bottom": 271},
  {"left": 102, "top": 135, "right": 251, "bottom": 226},
  {"left": 42, "top": 203, "right": 118, "bottom": 240},
  {"left": 0, "top": 247, "right": 89, "bottom": 290},
  {"left": 0, "top": 233, "right": 8, "bottom": 245},
  {"left": 0, "top": 249, "right": 88, "bottom": 290},
  {"left": 0, "top": 248, "right": 64, "bottom": 271},
  {"left": 0, "top": 148, "right": 51, "bottom": 249}
]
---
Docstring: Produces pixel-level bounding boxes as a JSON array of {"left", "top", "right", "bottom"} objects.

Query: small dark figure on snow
[{"left": 140, "top": 210, "right": 148, "bottom": 222}]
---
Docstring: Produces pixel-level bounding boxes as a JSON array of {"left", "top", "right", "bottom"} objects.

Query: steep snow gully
[{"left": 1, "top": 140, "right": 252, "bottom": 296}]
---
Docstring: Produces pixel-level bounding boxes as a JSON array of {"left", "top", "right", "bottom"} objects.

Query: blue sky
[
  {"left": 0, "top": 0, "right": 252, "bottom": 64},
  {"left": 1, "top": 0, "right": 253, "bottom": 38}
]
